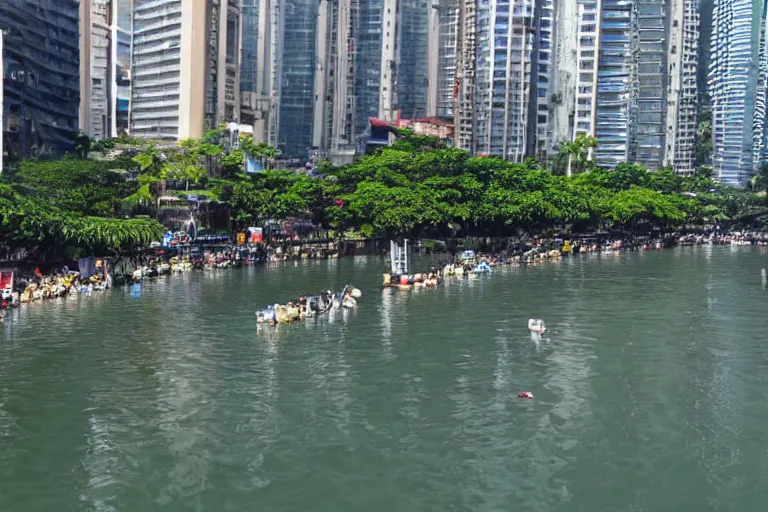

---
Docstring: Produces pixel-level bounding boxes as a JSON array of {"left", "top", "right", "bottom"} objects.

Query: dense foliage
[
  {"left": 4, "top": 129, "right": 768, "bottom": 261},
  {"left": 0, "top": 184, "right": 163, "bottom": 258},
  {"left": 227, "top": 139, "right": 768, "bottom": 237},
  {"left": 15, "top": 157, "right": 138, "bottom": 216}
]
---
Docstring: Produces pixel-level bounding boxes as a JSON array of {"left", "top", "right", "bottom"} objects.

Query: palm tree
[
  {"left": 748, "top": 163, "right": 768, "bottom": 192},
  {"left": 553, "top": 134, "right": 598, "bottom": 177}
]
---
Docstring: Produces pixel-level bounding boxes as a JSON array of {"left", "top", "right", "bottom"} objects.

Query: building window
[{"left": 226, "top": 13, "right": 238, "bottom": 64}]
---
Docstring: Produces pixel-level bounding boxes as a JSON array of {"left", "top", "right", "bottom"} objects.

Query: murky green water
[{"left": 1, "top": 247, "right": 768, "bottom": 511}]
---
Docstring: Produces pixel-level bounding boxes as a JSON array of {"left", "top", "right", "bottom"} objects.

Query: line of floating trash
[
  {"left": 255, "top": 285, "right": 362, "bottom": 327},
  {"left": 382, "top": 249, "right": 495, "bottom": 289},
  {"left": 381, "top": 248, "right": 549, "bottom": 337}
]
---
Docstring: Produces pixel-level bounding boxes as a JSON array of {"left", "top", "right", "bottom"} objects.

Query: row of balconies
[
  {"left": 131, "top": 96, "right": 181, "bottom": 110},
  {"left": 134, "top": 29, "right": 182, "bottom": 46},
  {"left": 133, "top": 64, "right": 181, "bottom": 78},
  {"left": 135, "top": 4, "right": 182, "bottom": 23},
  {"left": 131, "top": 111, "right": 179, "bottom": 123},
  {"left": 135, "top": 0, "right": 181, "bottom": 15},
  {"left": 133, "top": 51, "right": 181, "bottom": 69},
  {"left": 134, "top": 16, "right": 183, "bottom": 37}
]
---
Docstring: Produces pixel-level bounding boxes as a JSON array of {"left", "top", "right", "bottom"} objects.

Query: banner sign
[
  {"left": 245, "top": 155, "right": 263, "bottom": 174},
  {"left": 249, "top": 227, "right": 263, "bottom": 244}
]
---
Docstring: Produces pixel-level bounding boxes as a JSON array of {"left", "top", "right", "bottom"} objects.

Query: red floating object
[{"left": 518, "top": 391, "right": 534, "bottom": 399}]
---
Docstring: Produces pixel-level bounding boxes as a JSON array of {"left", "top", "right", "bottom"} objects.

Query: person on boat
[
  {"left": 299, "top": 297, "right": 308, "bottom": 319},
  {"left": 341, "top": 286, "right": 357, "bottom": 308}
]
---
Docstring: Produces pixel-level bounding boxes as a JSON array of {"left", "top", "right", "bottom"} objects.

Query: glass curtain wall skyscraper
[
  {"left": 396, "top": 0, "right": 431, "bottom": 118},
  {"left": 241, "top": 0, "right": 260, "bottom": 97},
  {"left": 278, "top": 0, "right": 318, "bottom": 157},
  {"left": 1, "top": 0, "right": 80, "bottom": 156},
  {"left": 355, "top": 0, "right": 383, "bottom": 143},
  {"left": 594, "top": 0, "right": 632, "bottom": 168},
  {"left": 709, "top": 0, "right": 768, "bottom": 186}
]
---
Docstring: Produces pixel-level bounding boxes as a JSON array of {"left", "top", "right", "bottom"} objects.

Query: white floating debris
[{"left": 528, "top": 318, "right": 546, "bottom": 335}]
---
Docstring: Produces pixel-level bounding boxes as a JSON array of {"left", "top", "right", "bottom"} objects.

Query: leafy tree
[
  {"left": 162, "top": 139, "right": 207, "bottom": 191},
  {"left": 0, "top": 184, "right": 163, "bottom": 258},
  {"left": 74, "top": 132, "right": 92, "bottom": 160},
  {"left": 13, "top": 159, "right": 136, "bottom": 216}
]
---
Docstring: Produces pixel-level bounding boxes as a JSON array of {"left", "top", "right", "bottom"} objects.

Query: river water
[{"left": 1, "top": 247, "right": 767, "bottom": 511}]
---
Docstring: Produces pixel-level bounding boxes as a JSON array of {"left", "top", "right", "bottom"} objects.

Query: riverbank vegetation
[
  {"left": 2, "top": 128, "right": 768, "bottom": 260},
  {"left": 226, "top": 134, "right": 768, "bottom": 238}
]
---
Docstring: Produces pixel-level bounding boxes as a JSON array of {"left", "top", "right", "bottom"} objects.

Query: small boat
[
  {"left": 528, "top": 318, "right": 546, "bottom": 335},
  {"left": 459, "top": 250, "right": 477, "bottom": 265},
  {"left": 474, "top": 261, "right": 491, "bottom": 274},
  {"left": 256, "top": 286, "right": 361, "bottom": 325}
]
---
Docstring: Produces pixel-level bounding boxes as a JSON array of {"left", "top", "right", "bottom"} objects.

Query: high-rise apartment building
[
  {"left": 665, "top": 0, "right": 699, "bottom": 175},
  {"left": 435, "top": 0, "right": 458, "bottom": 119},
  {"left": 549, "top": 0, "right": 578, "bottom": 147},
  {"left": 629, "top": 0, "right": 669, "bottom": 170},
  {"left": 474, "top": 0, "right": 535, "bottom": 160},
  {"left": 240, "top": 0, "right": 261, "bottom": 122},
  {"left": 546, "top": 0, "right": 699, "bottom": 172},
  {"left": 531, "top": 0, "right": 554, "bottom": 159},
  {"left": 379, "top": 0, "right": 433, "bottom": 123},
  {"left": 453, "top": 0, "right": 477, "bottom": 151},
  {"left": 131, "top": 0, "right": 241, "bottom": 141},
  {"left": 239, "top": 0, "right": 435, "bottom": 157},
  {"left": 115, "top": 1, "right": 134, "bottom": 133},
  {"left": 240, "top": 0, "right": 278, "bottom": 146},
  {"left": 79, "top": 0, "right": 134, "bottom": 140},
  {"left": 569, "top": 0, "right": 599, "bottom": 147},
  {"left": 314, "top": 0, "right": 358, "bottom": 152},
  {"left": 131, "top": 0, "right": 186, "bottom": 139},
  {"left": 1, "top": 0, "right": 80, "bottom": 156},
  {"left": 379, "top": 0, "right": 398, "bottom": 122},
  {"left": 709, "top": 0, "right": 768, "bottom": 186},
  {"left": 79, "top": 0, "right": 111, "bottom": 141}
]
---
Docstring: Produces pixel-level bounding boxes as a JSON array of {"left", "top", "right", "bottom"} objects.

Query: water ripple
[{"left": 1, "top": 249, "right": 768, "bottom": 510}]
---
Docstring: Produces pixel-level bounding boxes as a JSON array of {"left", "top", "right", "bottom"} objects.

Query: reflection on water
[{"left": 1, "top": 249, "right": 768, "bottom": 511}]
